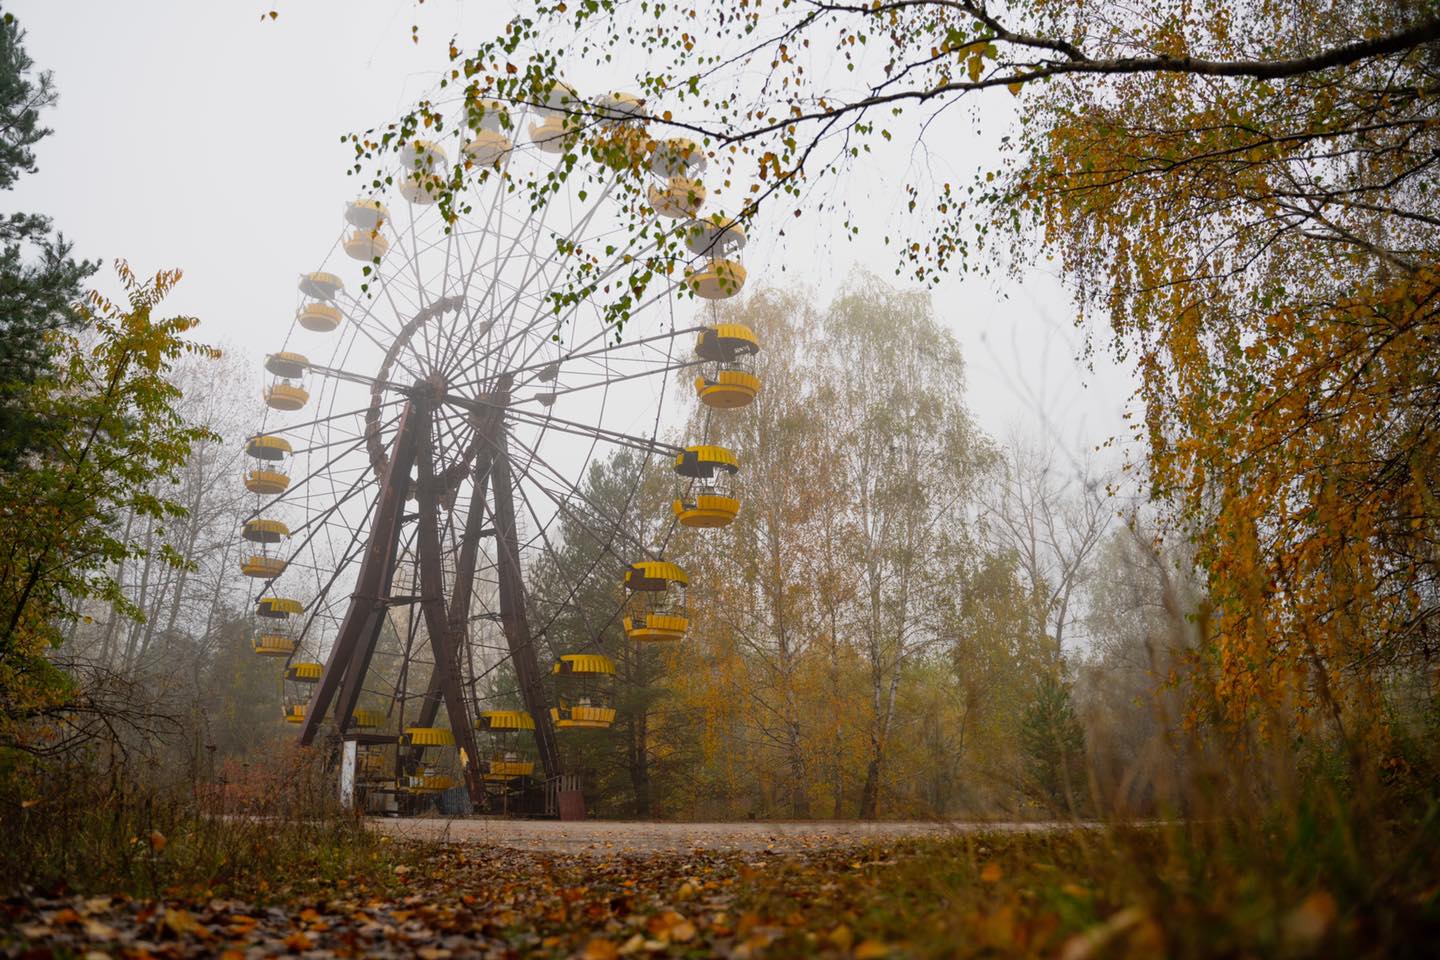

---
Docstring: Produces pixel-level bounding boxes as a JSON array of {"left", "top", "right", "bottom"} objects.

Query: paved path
[{"left": 369, "top": 817, "right": 1083, "bottom": 853}]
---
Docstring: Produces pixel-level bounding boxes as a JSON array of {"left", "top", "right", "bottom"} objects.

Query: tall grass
[{"left": 1, "top": 739, "right": 418, "bottom": 900}]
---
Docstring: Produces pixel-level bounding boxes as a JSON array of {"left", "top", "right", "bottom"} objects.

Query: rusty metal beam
[
  {"left": 486, "top": 380, "right": 562, "bottom": 780},
  {"left": 299, "top": 400, "right": 422, "bottom": 746},
  {"left": 406, "top": 406, "right": 501, "bottom": 748},
  {"left": 414, "top": 406, "right": 489, "bottom": 806}
]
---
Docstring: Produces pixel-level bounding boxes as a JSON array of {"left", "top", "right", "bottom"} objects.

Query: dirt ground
[{"left": 370, "top": 817, "right": 1082, "bottom": 853}]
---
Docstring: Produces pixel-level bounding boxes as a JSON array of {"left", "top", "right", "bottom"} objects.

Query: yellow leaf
[
  {"left": 283, "top": 931, "right": 313, "bottom": 951},
  {"left": 855, "top": 940, "right": 890, "bottom": 959},
  {"left": 980, "top": 861, "right": 1002, "bottom": 884},
  {"left": 582, "top": 939, "right": 620, "bottom": 960},
  {"left": 163, "top": 908, "right": 207, "bottom": 939},
  {"left": 1008, "top": 81, "right": 1024, "bottom": 96}
]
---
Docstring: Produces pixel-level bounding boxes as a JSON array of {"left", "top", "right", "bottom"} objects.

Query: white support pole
[{"left": 340, "top": 740, "right": 357, "bottom": 810}]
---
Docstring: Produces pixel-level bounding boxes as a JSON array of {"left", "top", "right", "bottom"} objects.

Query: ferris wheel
[{"left": 236, "top": 84, "right": 761, "bottom": 812}]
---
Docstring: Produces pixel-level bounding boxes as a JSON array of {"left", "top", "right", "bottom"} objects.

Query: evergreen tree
[
  {"left": 1020, "top": 672, "right": 1089, "bottom": 816},
  {"left": 0, "top": 9, "right": 95, "bottom": 469}
]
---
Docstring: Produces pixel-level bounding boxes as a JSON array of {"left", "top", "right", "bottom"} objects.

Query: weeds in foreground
[
  {"left": 1, "top": 741, "right": 423, "bottom": 902},
  {"left": 5, "top": 807, "right": 1438, "bottom": 958}
]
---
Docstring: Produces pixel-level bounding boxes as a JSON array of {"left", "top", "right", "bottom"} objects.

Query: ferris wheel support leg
[
  {"left": 405, "top": 410, "right": 500, "bottom": 764},
  {"left": 300, "top": 401, "right": 424, "bottom": 747},
  {"left": 415, "top": 417, "right": 489, "bottom": 809},
  {"left": 485, "top": 404, "right": 564, "bottom": 788}
]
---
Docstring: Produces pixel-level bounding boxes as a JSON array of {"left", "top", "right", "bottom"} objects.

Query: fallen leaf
[
  {"left": 980, "top": 861, "right": 1003, "bottom": 884},
  {"left": 83, "top": 919, "right": 119, "bottom": 940},
  {"left": 149, "top": 830, "right": 167, "bottom": 853},
  {"left": 582, "top": 938, "right": 620, "bottom": 960},
  {"left": 283, "top": 930, "right": 313, "bottom": 951},
  {"left": 855, "top": 940, "right": 890, "bottom": 959},
  {"left": 162, "top": 908, "right": 209, "bottom": 939}
]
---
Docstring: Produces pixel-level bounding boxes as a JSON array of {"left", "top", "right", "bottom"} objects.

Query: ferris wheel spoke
[
  {"left": 528, "top": 357, "right": 707, "bottom": 403},
  {"left": 339, "top": 289, "right": 433, "bottom": 386},
  {"left": 251, "top": 397, "right": 409, "bottom": 442},
  {"left": 498, "top": 219, "right": 672, "bottom": 376},
  {"left": 477, "top": 321, "right": 704, "bottom": 393},
  {"left": 510, "top": 480, "right": 617, "bottom": 645},
  {"left": 502, "top": 405, "right": 682, "bottom": 458},
  {"left": 438, "top": 179, "right": 566, "bottom": 385},
  {"left": 499, "top": 427, "right": 659, "bottom": 562},
  {"left": 445, "top": 178, "right": 623, "bottom": 383},
  {"left": 245, "top": 410, "right": 399, "bottom": 520}
]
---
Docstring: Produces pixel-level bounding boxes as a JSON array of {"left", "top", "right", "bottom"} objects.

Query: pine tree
[
  {"left": 1020, "top": 672, "right": 1089, "bottom": 816},
  {"left": 0, "top": 9, "right": 95, "bottom": 469}
]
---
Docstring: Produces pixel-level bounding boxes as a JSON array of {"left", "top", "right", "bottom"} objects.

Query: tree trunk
[
  {"left": 858, "top": 752, "right": 881, "bottom": 819},
  {"left": 628, "top": 708, "right": 652, "bottom": 817}
]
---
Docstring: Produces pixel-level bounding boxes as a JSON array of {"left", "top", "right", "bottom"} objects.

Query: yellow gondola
[
  {"left": 351, "top": 709, "right": 386, "bottom": 729},
  {"left": 344, "top": 199, "right": 389, "bottom": 232},
  {"left": 399, "top": 138, "right": 447, "bottom": 170},
  {"left": 685, "top": 258, "right": 747, "bottom": 300},
  {"left": 255, "top": 597, "right": 303, "bottom": 619},
  {"left": 242, "top": 518, "right": 290, "bottom": 543},
  {"left": 683, "top": 214, "right": 746, "bottom": 257},
  {"left": 244, "top": 469, "right": 289, "bottom": 495},
  {"left": 553, "top": 653, "right": 616, "bottom": 676},
  {"left": 264, "top": 382, "right": 308, "bottom": 411},
  {"left": 398, "top": 172, "right": 442, "bottom": 205},
  {"left": 265, "top": 352, "right": 308, "bottom": 379},
  {"left": 650, "top": 137, "right": 706, "bottom": 177},
  {"left": 484, "top": 756, "right": 535, "bottom": 781},
  {"left": 245, "top": 435, "right": 292, "bottom": 493},
  {"left": 476, "top": 711, "right": 536, "bottom": 786},
  {"left": 623, "top": 560, "right": 690, "bottom": 640},
  {"left": 551, "top": 654, "right": 617, "bottom": 730},
  {"left": 342, "top": 230, "right": 389, "bottom": 263},
  {"left": 298, "top": 302, "right": 344, "bottom": 332},
  {"left": 404, "top": 772, "right": 455, "bottom": 793},
  {"left": 252, "top": 633, "right": 297, "bottom": 657},
  {"left": 298, "top": 271, "right": 344, "bottom": 301},
  {"left": 550, "top": 704, "right": 618, "bottom": 729},
  {"left": 597, "top": 91, "right": 646, "bottom": 120},
  {"left": 285, "top": 662, "right": 323, "bottom": 683},
  {"left": 241, "top": 555, "right": 287, "bottom": 578},
  {"left": 403, "top": 727, "right": 456, "bottom": 747},
  {"left": 397, "top": 141, "right": 446, "bottom": 204},
  {"left": 246, "top": 435, "right": 292, "bottom": 460},
  {"left": 648, "top": 176, "right": 706, "bottom": 218},
  {"left": 529, "top": 115, "right": 580, "bottom": 155},
  {"left": 671, "top": 445, "right": 741, "bottom": 528},
  {"left": 694, "top": 368, "right": 760, "bottom": 408},
  {"left": 357, "top": 750, "right": 388, "bottom": 778},
  {"left": 465, "top": 129, "right": 513, "bottom": 166},
  {"left": 284, "top": 704, "right": 305, "bottom": 724},
  {"left": 694, "top": 323, "right": 761, "bottom": 409},
  {"left": 476, "top": 710, "right": 535, "bottom": 732}
]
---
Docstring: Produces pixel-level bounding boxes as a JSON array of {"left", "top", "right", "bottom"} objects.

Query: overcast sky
[{"left": 8, "top": 0, "right": 1138, "bottom": 471}]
